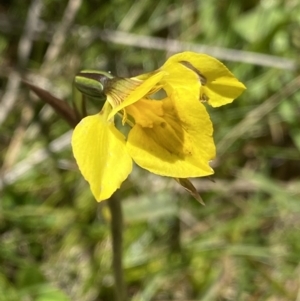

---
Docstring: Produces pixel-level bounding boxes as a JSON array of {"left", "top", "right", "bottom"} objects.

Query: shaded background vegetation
[{"left": 1, "top": 0, "right": 300, "bottom": 300}]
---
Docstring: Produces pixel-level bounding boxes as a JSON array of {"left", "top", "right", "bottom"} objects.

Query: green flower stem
[{"left": 107, "top": 195, "right": 127, "bottom": 301}]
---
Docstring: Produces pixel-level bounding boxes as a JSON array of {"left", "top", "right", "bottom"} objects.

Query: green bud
[{"left": 74, "top": 70, "right": 114, "bottom": 100}]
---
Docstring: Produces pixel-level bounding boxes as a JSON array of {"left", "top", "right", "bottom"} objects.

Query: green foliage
[{"left": 1, "top": 0, "right": 300, "bottom": 300}]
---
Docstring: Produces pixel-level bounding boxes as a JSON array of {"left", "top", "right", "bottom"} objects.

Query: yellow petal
[
  {"left": 108, "top": 71, "right": 166, "bottom": 120},
  {"left": 159, "top": 62, "right": 200, "bottom": 97},
  {"left": 72, "top": 112, "right": 132, "bottom": 201},
  {"left": 125, "top": 98, "right": 164, "bottom": 128},
  {"left": 127, "top": 90, "right": 215, "bottom": 178},
  {"left": 162, "top": 51, "right": 246, "bottom": 107},
  {"left": 105, "top": 78, "right": 142, "bottom": 108},
  {"left": 202, "top": 77, "right": 246, "bottom": 107}
]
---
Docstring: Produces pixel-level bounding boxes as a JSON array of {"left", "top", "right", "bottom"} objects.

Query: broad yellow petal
[
  {"left": 125, "top": 98, "right": 164, "bottom": 128},
  {"left": 159, "top": 62, "right": 200, "bottom": 97},
  {"left": 127, "top": 90, "right": 215, "bottom": 178},
  {"left": 72, "top": 113, "right": 132, "bottom": 201},
  {"left": 162, "top": 51, "right": 246, "bottom": 107}
]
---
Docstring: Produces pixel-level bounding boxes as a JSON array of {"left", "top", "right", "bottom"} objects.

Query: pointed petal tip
[{"left": 175, "top": 178, "right": 206, "bottom": 205}]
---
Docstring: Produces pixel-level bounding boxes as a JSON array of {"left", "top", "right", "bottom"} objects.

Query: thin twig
[
  {"left": 0, "top": 15, "right": 296, "bottom": 70},
  {"left": 42, "top": 0, "right": 82, "bottom": 70},
  {"left": 0, "top": 0, "right": 44, "bottom": 126},
  {"left": 18, "top": 0, "right": 44, "bottom": 68},
  {"left": 97, "top": 30, "right": 297, "bottom": 70},
  {"left": 107, "top": 196, "right": 127, "bottom": 301}
]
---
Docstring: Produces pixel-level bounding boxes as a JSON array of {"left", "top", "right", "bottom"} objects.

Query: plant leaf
[{"left": 23, "top": 80, "right": 79, "bottom": 128}]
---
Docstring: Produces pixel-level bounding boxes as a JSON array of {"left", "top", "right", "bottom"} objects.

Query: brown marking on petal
[
  {"left": 160, "top": 122, "right": 167, "bottom": 128},
  {"left": 200, "top": 93, "right": 209, "bottom": 102},
  {"left": 180, "top": 61, "right": 207, "bottom": 85}
]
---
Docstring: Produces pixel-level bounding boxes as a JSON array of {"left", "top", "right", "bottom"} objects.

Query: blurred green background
[{"left": 1, "top": 0, "right": 300, "bottom": 300}]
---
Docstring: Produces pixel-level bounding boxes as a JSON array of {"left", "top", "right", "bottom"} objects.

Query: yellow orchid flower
[{"left": 72, "top": 52, "right": 246, "bottom": 201}]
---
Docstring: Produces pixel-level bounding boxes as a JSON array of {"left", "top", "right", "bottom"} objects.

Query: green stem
[{"left": 108, "top": 196, "right": 127, "bottom": 301}]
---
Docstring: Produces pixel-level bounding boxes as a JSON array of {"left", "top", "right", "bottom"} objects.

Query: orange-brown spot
[
  {"left": 200, "top": 93, "right": 209, "bottom": 102},
  {"left": 160, "top": 122, "right": 167, "bottom": 128}
]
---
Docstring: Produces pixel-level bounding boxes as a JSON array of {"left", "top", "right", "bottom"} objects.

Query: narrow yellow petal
[
  {"left": 127, "top": 90, "right": 215, "bottom": 178},
  {"left": 105, "top": 78, "right": 142, "bottom": 108},
  {"left": 72, "top": 113, "right": 132, "bottom": 201},
  {"left": 108, "top": 71, "right": 166, "bottom": 120}
]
